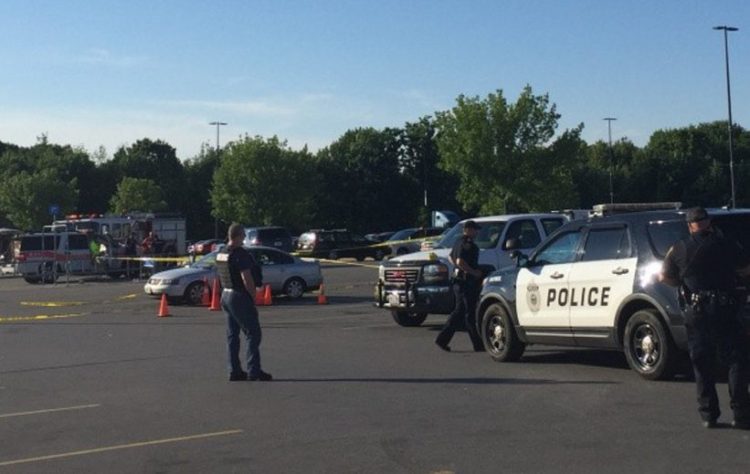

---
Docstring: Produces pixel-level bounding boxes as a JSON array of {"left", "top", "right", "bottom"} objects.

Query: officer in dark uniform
[
  {"left": 216, "top": 223, "right": 272, "bottom": 382},
  {"left": 436, "top": 220, "right": 485, "bottom": 352},
  {"left": 660, "top": 207, "right": 750, "bottom": 428}
]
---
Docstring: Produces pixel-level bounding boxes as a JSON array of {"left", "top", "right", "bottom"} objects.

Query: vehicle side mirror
[
  {"left": 509, "top": 250, "right": 529, "bottom": 267},
  {"left": 504, "top": 238, "right": 520, "bottom": 251}
]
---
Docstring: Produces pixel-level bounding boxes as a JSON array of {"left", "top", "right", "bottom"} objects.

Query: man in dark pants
[
  {"left": 660, "top": 207, "right": 750, "bottom": 428},
  {"left": 216, "top": 223, "right": 272, "bottom": 382},
  {"left": 436, "top": 220, "right": 485, "bottom": 352}
]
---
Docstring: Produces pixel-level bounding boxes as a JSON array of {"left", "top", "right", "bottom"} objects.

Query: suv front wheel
[
  {"left": 481, "top": 303, "right": 525, "bottom": 362},
  {"left": 623, "top": 309, "right": 677, "bottom": 380}
]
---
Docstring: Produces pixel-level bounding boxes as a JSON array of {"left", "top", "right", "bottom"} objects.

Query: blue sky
[{"left": 1, "top": 0, "right": 748, "bottom": 160}]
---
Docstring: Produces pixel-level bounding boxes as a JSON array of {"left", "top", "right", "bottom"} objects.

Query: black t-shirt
[
  {"left": 451, "top": 235, "right": 479, "bottom": 280},
  {"left": 662, "top": 229, "right": 750, "bottom": 292},
  {"left": 216, "top": 246, "right": 255, "bottom": 292}
]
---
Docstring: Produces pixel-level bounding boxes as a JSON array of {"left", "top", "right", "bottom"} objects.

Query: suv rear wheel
[
  {"left": 391, "top": 310, "right": 427, "bottom": 327},
  {"left": 623, "top": 309, "right": 677, "bottom": 380},
  {"left": 481, "top": 303, "right": 525, "bottom": 362}
]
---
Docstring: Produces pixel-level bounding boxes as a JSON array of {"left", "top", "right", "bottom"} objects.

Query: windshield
[
  {"left": 433, "top": 220, "right": 506, "bottom": 250},
  {"left": 388, "top": 228, "right": 417, "bottom": 241},
  {"left": 190, "top": 250, "right": 218, "bottom": 268}
]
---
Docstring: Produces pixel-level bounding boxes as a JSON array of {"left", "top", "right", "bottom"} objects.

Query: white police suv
[{"left": 478, "top": 203, "right": 750, "bottom": 380}]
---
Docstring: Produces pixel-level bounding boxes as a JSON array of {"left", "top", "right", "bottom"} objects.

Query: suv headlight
[{"left": 422, "top": 263, "right": 449, "bottom": 283}]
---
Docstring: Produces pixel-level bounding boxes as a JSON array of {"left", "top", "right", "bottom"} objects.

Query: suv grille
[{"left": 384, "top": 268, "right": 419, "bottom": 283}]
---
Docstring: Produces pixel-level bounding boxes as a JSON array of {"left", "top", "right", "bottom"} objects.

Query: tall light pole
[
  {"left": 209, "top": 121, "right": 227, "bottom": 153},
  {"left": 209, "top": 121, "right": 227, "bottom": 238},
  {"left": 713, "top": 25, "right": 738, "bottom": 208},
  {"left": 604, "top": 117, "right": 617, "bottom": 204}
]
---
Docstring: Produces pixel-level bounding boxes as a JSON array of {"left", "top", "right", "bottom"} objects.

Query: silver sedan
[{"left": 144, "top": 246, "right": 322, "bottom": 304}]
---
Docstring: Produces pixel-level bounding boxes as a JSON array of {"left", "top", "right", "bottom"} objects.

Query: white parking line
[
  {"left": 0, "top": 404, "right": 100, "bottom": 419},
  {"left": 0, "top": 429, "right": 243, "bottom": 467}
]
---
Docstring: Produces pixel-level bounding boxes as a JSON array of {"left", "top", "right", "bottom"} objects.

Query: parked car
[
  {"left": 365, "top": 231, "right": 395, "bottom": 243},
  {"left": 144, "top": 246, "right": 322, "bottom": 304},
  {"left": 244, "top": 226, "right": 294, "bottom": 253},
  {"left": 296, "top": 229, "right": 386, "bottom": 261},
  {"left": 187, "top": 239, "right": 223, "bottom": 256},
  {"left": 384, "top": 227, "right": 445, "bottom": 257}
]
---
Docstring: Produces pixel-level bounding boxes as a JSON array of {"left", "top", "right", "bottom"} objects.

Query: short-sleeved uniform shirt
[
  {"left": 662, "top": 229, "right": 750, "bottom": 292},
  {"left": 451, "top": 235, "right": 479, "bottom": 281},
  {"left": 216, "top": 246, "right": 255, "bottom": 293}
]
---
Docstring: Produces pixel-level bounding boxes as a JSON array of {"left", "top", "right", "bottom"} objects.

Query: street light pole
[
  {"left": 209, "top": 121, "right": 227, "bottom": 238},
  {"left": 604, "top": 117, "right": 617, "bottom": 204},
  {"left": 713, "top": 25, "right": 739, "bottom": 208},
  {"left": 209, "top": 121, "right": 228, "bottom": 153}
]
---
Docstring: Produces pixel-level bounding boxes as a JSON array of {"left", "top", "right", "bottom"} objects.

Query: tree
[
  {"left": 0, "top": 170, "right": 78, "bottom": 230},
  {"left": 109, "top": 177, "right": 167, "bottom": 214},
  {"left": 313, "top": 128, "right": 412, "bottom": 232},
  {"left": 183, "top": 144, "right": 222, "bottom": 239},
  {"left": 398, "top": 117, "right": 460, "bottom": 225},
  {"left": 108, "top": 139, "right": 186, "bottom": 211},
  {"left": 212, "top": 136, "right": 315, "bottom": 232},
  {"left": 435, "top": 85, "right": 580, "bottom": 214}
]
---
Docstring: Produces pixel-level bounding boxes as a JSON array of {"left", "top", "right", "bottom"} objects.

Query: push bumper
[{"left": 375, "top": 281, "right": 454, "bottom": 315}]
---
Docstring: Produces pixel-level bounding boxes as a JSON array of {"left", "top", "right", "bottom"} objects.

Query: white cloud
[{"left": 75, "top": 48, "right": 148, "bottom": 68}]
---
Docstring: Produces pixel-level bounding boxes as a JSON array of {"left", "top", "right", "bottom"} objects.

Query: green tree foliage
[
  {"left": 212, "top": 136, "right": 315, "bottom": 231},
  {"left": 0, "top": 170, "right": 78, "bottom": 230},
  {"left": 183, "top": 144, "right": 222, "bottom": 238},
  {"left": 398, "top": 117, "right": 460, "bottom": 225},
  {"left": 107, "top": 139, "right": 187, "bottom": 211},
  {"left": 313, "top": 128, "right": 412, "bottom": 233},
  {"left": 109, "top": 177, "right": 167, "bottom": 213},
  {"left": 435, "top": 85, "right": 580, "bottom": 214}
]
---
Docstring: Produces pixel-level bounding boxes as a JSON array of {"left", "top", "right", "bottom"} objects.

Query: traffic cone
[
  {"left": 209, "top": 278, "right": 221, "bottom": 311},
  {"left": 201, "top": 277, "right": 211, "bottom": 306},
  {"left": 262, "top": 284, "right": 273, "bottom": 306},
  {"left": 254, "top": 286, "right": 264, "bottom": 306},
  {"left": 158, "top": 293, "right": 170, "bottom": 317},
  {"left": 317, "top": 283, "right": 328, "bottom": 305}
]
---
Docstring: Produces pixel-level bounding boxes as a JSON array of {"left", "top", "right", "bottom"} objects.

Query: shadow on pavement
[{"left": 272, "top": 377, "right": 618, "bottom": 385}]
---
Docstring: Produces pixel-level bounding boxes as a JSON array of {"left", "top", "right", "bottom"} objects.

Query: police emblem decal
[{"left": 526, "top": 281, "right": 541, "bottom": 312}]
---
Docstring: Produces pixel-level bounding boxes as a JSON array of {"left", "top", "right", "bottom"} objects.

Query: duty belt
[{"left": 689, "top": 290, "right": 735, "bottom": 306}]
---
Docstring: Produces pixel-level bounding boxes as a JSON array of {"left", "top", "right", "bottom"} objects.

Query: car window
[
  {"left": 389, "top": 229, "right": 416, "bottom": 241},
  {"left": 505, "top": 219, "right": 541, "bottom": 249},
  {"left": 351, "top": 234, "right": 369, "bottom": 244},
  {"left": 68, "top": 234, "right": 89, "bottom": 250},
  {"left": 475, "top": 222, "right": 506, "bottom": 249},
  {"left": 252, "top": 249, "right": 291, "bottom": 265},
  {"left": 713, "top": 215, "right": 750, "bottom": 252},
  {"left": 581, "top": 227, "right": 630, "bottom": 261},
  {"left": 20, "top": 235, "right": 59, "bottom": 251},
  {"left": 647, "top": 221, "right": 687, "bottom": 258},
  {"left": 334, "top": 232, "right": 350, "bottom": 243},
  {"left": 532, "top": 230, "right": 583, "bottom": 265},
  {"left": 541, "top": 218, "right": 565, "bottom": 235},
  {"left": 192, "top": 251, "right": 218, "bottom": 268}
]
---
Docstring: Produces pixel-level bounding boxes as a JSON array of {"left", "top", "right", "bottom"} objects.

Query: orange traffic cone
[
  {"left": 158, "top": 293, "right": 170, "bottom": 317},
  {"left": 254, "top": 286, "right": 264, "bottom": 306},
  {"left": 317, "top": 283, "right": 328, "bottom": 305},
  {"left": 262, "top": 284, "right": 273, "bottom": 306},
  {"left": 209, "top": 278, "right": 221, "bottom": 311},
  {"left": 201, "top": 277, "right": 211, "bottom": 306}
]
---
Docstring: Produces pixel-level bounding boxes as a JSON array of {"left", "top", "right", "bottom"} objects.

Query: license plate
[{"left": 388, "top": 293, "right": 401, "bottom": 306}]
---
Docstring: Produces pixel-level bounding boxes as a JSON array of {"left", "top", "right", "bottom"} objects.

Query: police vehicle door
[
  {"left": 516, "top": 228, "right": 584, "bottom": 335},
  {"left": 567, "top": 225, "right": 636, "bottom": 339}
]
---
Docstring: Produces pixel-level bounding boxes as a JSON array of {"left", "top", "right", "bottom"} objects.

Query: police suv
[{"left": 478, "top": 203, "right": 750, "bottom": 380}]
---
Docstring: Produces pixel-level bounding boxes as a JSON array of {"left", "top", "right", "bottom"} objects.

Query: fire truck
[{"left": 15, "top": 213, "right": 186, "bottom": 283}]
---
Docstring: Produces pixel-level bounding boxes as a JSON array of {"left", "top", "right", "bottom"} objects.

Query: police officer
[
  {"left": 436, "top": 220, "right": 485, "bottom": 352},
  {"left": 216, "top": 223, "right": 272, "bottom": 382},
  {"left": 660, "top": 207, "right": 750, "bottom": 428}
]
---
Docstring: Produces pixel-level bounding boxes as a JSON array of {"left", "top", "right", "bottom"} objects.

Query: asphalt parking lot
[{"left": 2, "top": 262, "right": 750, "bottom": 473}]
